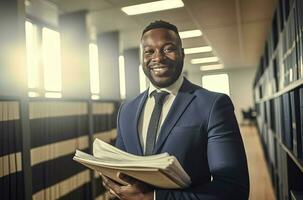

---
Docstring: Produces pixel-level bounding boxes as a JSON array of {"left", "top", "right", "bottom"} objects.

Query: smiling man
[
  {"left": 102, "top": 20, "right": 250, "bottom": 200},
  {"left": 141, "top": 24, "right": 184, "bottom": 88}
]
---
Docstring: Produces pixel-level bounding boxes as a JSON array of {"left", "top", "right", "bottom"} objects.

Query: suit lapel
[
  {"left": 153, "top": 78, "right": 196, "bottom": 154},
  {"left": 132, "top": 90, "right": 148, "bottom": 155}
]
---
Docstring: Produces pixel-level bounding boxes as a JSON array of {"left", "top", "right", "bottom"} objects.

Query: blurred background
[{"left": 1, "top": 0, "right": 303, "bottom": 199}]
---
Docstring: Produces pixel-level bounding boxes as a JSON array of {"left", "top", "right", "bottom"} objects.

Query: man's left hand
[{"left": 101, "top": 173, "right": 154, "bottom": 200}]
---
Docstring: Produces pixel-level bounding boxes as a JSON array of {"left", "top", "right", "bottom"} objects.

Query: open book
[{"left": 73, "top": 138, "right": 191, "bottom": 189}]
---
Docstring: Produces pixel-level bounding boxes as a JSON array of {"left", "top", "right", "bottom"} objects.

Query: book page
[
  {"left": 73, "top": 139, "right": 191, "bottom": 189},
  {"left": 93, "top": 139, "right": 169, "bottom": 160}
]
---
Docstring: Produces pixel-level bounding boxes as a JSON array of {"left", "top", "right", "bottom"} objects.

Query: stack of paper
[{"left": 73, "top": 138, "right": 191, "bottom": 189}]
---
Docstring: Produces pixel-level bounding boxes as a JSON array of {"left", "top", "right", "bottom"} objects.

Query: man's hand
[{"left": 101, "top": 173, "right": 154, "bottom": 200}]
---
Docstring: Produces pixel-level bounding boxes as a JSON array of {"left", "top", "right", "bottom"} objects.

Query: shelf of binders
[
  {"left": 272, "top": 131, "right": 303, "bottom": 173},
  {"left": 255, "top": 78, "right": 303, "bottom": 104},
  {"left": 255, "top": 87, "right": 303, "bottom": 172},
  {"left": 254, "top": 32, "right": 303, "bottom": 103},
  {"left": 253, "top": 1, "right": 303, "bottom": 199},
  {"left": 254, "top": 0, "right": 303, "bottom": 104}
]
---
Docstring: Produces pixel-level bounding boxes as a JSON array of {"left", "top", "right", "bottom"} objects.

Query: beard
[{"left": 143, "top": 58, "right": 183, "bottom": 88}]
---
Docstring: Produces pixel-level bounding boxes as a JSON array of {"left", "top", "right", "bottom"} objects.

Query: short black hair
[{"left": 142, "top": 20, "right": 179, "bottom": 36}]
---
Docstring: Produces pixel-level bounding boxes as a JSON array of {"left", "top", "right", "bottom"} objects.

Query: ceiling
[{"left": 44, "top": 0, "right": 277, "bottom": 72}]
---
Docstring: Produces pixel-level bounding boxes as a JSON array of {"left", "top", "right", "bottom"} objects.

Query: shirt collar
[{"left": 148, "top": 75, "right": 184, "bottom": 98}]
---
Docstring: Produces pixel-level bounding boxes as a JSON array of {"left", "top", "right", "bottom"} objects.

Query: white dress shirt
[
  {"left": 138, "top": 75, "right": 183, "bottom": 199},
  {"left": 138, "top": 75, "right": 184, "bottom": 154}
]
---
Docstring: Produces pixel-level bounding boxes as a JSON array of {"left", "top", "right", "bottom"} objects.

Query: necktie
[{"left": 145, "top": 91, "right": 169, "bottom": 155}]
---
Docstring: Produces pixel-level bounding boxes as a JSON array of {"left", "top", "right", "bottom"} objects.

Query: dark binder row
[
  {"left": 253, "top": 0, "right": 303, "bottom": 99},
  {"left": 253, "top": 0, "right": 303, "bottom": 199},
  {"left": 255, "top": 89, "right": 303, "bottom": 200},
  {"left": 271, "top": 88, "right": 303, "bottom": 158}
]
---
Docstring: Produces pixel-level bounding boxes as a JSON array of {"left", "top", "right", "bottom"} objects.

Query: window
[
  {"left": 25, "top": 21, "right": 40, "bottom": 97},
  {"left": 119, "top": 55, "right": 126, "bottom": 99},
  {"left": 25, "top": 21, "right": 62, "bottom": 98},
  {"left": 89, "top": 43, "right": 100, "bottom": 100},
  {"left": 202, "top": 74, "right": 230, "bottom": 96},
  {"left": 42, "top": 27, "right": 62, "bottom": 98}
]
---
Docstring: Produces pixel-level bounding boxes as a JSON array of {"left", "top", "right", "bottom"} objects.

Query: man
[{"left": 102, "top": 20, "right": 249, "bottom": 200}]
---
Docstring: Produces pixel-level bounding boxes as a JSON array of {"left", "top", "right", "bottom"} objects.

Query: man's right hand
[{"left": 100, "top": 173, "right": 154, "bottom": 200}]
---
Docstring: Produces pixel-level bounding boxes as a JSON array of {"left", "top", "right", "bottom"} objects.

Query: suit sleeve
[
  {"left": 115, "top": 102, "right": 126, "bottom": 151},
  {"left": 155, "top": 94, "right": 250, "bottom": 200}
]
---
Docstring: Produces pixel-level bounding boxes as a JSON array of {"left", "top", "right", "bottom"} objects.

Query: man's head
[{"left": 140, "top": 20, "right": 184, "bottom": 88}]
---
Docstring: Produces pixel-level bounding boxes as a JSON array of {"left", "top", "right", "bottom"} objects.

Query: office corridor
[
  {"left": 1, "top": 0, "right": 303, "bottom": 199},
  {"left": 240, "top": 126, "right": 275, "bottom": 200}
]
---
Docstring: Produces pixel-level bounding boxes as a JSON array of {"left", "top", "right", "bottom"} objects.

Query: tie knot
[{"left": 152, "top": 91, "right": 169, "bottom": 105}]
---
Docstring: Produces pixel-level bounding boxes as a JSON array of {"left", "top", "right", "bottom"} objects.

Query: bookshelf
[{"left": 253, "top": 0, "right": 303, "bottom": 199}]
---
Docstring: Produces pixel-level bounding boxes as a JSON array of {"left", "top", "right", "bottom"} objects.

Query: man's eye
[
  {"left": 144, "top": 50, "right": 153, "bottom": 55},
  {"left": 164, "top": 47, "right": 175, "bottom": 53}
]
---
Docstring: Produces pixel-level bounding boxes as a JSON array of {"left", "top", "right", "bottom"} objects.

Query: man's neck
[{"left": 148, "top": 75, "right": 184, "bottom": 96}]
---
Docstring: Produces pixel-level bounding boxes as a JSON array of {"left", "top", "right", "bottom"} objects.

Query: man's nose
[{"left": 151, "top": 51, "right": 165, "bottom": 62}]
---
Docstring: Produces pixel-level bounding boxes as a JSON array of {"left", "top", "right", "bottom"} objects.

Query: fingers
[
  {"left": 109, "top": 189, "right": 120, "bottom": 199},
  {"left": 101, "top": 175, "right": 122, "bottom": 198},
  {"left": 101, "top": 177, "right": 113, "bottom": 196},
  {"left": 117, "top": 172, "right": 137, "bottom": 185},
  {"left": 105, "top": 190, "right": 119, "bottom": 200}
]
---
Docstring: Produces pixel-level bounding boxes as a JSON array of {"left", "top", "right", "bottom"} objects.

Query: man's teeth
[
  {"left": 152, "top": 66, "right": 168, "bottom": 71},
  {"left": 153, "top": 68, "right": 166, "bottom": 72}
]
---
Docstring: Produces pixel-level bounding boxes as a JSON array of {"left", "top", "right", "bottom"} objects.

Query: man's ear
[{"left": 181, "top": 48, "right": 185, "bottom": 58}]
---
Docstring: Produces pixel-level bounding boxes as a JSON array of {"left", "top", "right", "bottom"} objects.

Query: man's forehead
[
  {"left": 142, "top": 28, "right": 178, "bottom": 37},
  {"left": 141, "top": 28, "right": 180, "bottom": 44}
]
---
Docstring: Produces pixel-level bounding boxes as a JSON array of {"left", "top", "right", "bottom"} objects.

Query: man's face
[{"left": 141, "top": 28, "right": 184, "bottom": 88}]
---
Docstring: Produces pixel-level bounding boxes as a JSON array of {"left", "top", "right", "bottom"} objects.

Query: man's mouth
[{"left": 150, "top": 65, "right": 169, "bottom": 75}]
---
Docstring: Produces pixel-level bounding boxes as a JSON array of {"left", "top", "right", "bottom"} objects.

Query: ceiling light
[
  {"left": 200, "top": 64, "right": 224, "bottom": 71},
  {"left": 191, "top": 57, "right": 219, "bottom": 64},
  {"left": 179, "top": 30, "right": 202, "bottom": 39},
  {"left": 121, "top": 0, "right": 184, "bottom": 15},
  {"left": 184, "top": 46, "right": 212, "bottom": 54}
]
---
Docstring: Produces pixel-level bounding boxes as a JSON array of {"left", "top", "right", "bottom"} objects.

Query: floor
[{"left": 240, "top": 125, "right": 276, "bottom": 200}]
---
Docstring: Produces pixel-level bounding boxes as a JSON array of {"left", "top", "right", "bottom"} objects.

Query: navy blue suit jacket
[{"left": 115, "top": 78, "right": 250, "bottom": 200}]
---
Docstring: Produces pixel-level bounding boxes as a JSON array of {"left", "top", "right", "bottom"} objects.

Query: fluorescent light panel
[
  {"left": 121, "top": 0, "right": 184, "bottom": 15},
  {"left": 191, "top": 56, "right": 219, "bottom": 64},
  {"left": 184, "top": 46, "right": 212, "bottom": 54},
  {"left": 179, "top": 30, "right": 202, "bottom": 39},
  {"left": 200, "top": 64, "right": 224, "bottom": 71}
]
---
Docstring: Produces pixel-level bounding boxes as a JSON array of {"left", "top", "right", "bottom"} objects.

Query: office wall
[
  {"left": 60, "top": 11, "right": 90, "bottom": 98},
  {"left": 228, "top": 67, "right": 256, "bottom": 121},
  {"left": 0, "top": 0, "right": 27, "bottom": 97},
  {"left": 187, "top": 67, "right": 257, "bottom": 122},
  {"left": 98, "top": 32, "right": 121, "bottom": 100},
  {"left": 124, "top": 48, "right": 140, "bottom": 100}
]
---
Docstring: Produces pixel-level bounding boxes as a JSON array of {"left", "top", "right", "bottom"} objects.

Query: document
[{"left": 73, "top": 138, "right": 191, "bottom": 189}]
